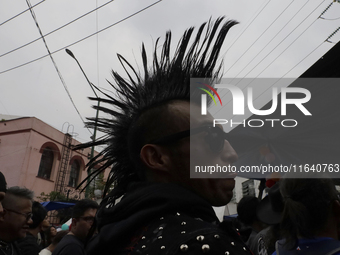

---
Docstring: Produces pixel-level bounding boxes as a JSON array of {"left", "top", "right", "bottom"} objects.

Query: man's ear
[{"left": 140, "top": 144, "right": 172, "bottom": 172}]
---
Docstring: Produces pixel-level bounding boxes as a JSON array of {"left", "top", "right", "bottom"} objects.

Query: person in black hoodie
[
  {"left": 0, "top": 186, "right": 34, "bottom": 255},
  {"left": 52, "top": 199, "right": 98, "bottom": 255},
  {"left": 17, "top": 201, "right": 47, "bottom": 255},
  {"left": 76, "top": 17, "right": 252, "bottom": 255}
]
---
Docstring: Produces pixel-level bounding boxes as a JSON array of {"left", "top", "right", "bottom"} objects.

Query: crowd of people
[
  {"left": 0, "top": 172, "right": 98, "bottom": 255},
  {"left": 1, "top": 17, "right": 339, "bottom": 255},
  {"left": 236, "top": 176, "right": 340, "bottom": 255}
]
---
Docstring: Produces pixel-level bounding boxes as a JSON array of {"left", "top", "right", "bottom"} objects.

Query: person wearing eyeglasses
[
  {"left": 52, "top": 199, "right": 98, "bottom": 255},
  {"left": 17, "top": 201, "right": 47, "bottom": 255},
  {"left": 75, "top": 17, "right": 252, "bottom": 255},
  {"left": 0, "top": 186, "right": 34, "bottom": 255}
]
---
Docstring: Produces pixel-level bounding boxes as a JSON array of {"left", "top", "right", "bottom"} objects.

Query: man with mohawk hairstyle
[{"left": 77, "top": 17, "right": 252, "bottom": 254}]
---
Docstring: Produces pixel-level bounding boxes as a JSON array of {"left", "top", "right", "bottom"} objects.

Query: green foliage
[{"left": 37, "top": 191, "right": 68, "bottom": 202}]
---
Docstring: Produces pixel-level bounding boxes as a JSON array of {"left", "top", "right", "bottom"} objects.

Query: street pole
[{"left": 66, "top": 48, "right": 100, "bottom": 198}]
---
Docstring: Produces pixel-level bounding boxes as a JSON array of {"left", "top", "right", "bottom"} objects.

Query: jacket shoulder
[{"left": 126, "top": 212, "right": 252, "bottom": 255}]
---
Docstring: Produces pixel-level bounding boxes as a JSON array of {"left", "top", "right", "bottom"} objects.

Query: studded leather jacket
[
  {"left": 0, "top": 241, "right": 21, "bottom": 255},
  {"left": 86, "top": 182, "right": 253, "bottom": 255}
]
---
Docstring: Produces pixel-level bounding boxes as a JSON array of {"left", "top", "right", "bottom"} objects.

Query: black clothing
[
  {"left": 0, "top": 171, "right": 7, "bottom": 192},
  {"left": 0, "top": 240, "right": 21, "bottom": 255},
  {"left": 275, "top": 238, "right": 340, "bottom": 255},
  {"left": 52, "top": 235, "right": 85, "bottom": 255},
  {"left": 87, "top": 182, "right": 252, "bottom": 254},
  {"left": 17, "top": 232, "right": 40, "bottom": 255}
]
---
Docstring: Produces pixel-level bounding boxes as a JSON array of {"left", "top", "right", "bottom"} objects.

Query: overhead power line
[
  {"left": 252, "top": 0, "right": 332, "bottom": 79},
  {"left": 319, "top": 0, "right": 340, "bottom": 20},
  {"left": 214, "top": 0, "right": 334, "bottom": 116},
  {"left": 282, "top": 41, "right": 324, "bottom": 77},
  {"left": 0, "top": 0, "right": 163, "bottom": 75},
  {"left": 214, "top": 36, "right": 338, "bottom": 118},
  {"left": 0, "top": 0, "right": 115, "bottom": 59},
  {"left": 251, "top": 30, "right": 339, "bottom": 102},
  {"left": 220, "top": 0, "right": 271, "bottom": 59},
  {"left": 325, "top": 26, "right": 340, "bottom": 43},
  {"left": 228, "top": 0, "right": 308, "bottom": 79},
  {"left": 318, "top": 1, "right": 334, "bottom": 18},
  {"left": 223, "top": 0, "right": 295, "bottom": 77},
  {"left": 320, "top": 16, "right": 340, "bottom": 20},
  {"left": 25, "top": 0, "right": 92, "bottom": 135},
  {"left": 238, "top": 40, "right": 327, "bottom": 111},
  {"left": 237, "top": 0, "right": 329, "bottom": 80},
  {"left": 0, "top": 0, "right": 46, "bottom": 27}
]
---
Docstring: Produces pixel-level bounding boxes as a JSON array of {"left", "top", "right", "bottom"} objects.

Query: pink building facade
[{"left": 0, "top": 115, "right": 109, "bottom": 200}]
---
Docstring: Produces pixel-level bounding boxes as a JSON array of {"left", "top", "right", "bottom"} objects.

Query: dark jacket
[
  {"left": 0, "top": 241, "right": 22, "bottom": 255},
  {"left": 86, "top": 182, "right": 252, "bottom": 254},
  {"left": 17, "top": 232, "right": 41, "bottom": 255},
  {"left": 52, "top": 235, "right": 86, "bottom": 255}
]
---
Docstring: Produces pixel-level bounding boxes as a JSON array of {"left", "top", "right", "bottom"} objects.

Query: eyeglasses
[
  {"left": 150, "top": 125, "right": 230, "bottom": 153},
  {"left": 4, "top": 208, "right": 33, "bottom": 221},
  {"left": 79, "top": 216, "right": 95, "bottom": 223}
]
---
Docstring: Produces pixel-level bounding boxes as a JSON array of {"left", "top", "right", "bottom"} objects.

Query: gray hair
[{"left": 5, "top": 186, "right": 34, "bottom": 201}]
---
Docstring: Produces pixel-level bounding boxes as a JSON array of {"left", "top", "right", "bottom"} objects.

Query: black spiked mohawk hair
[{"left": 75, "top": 17, "right": 238, "bottom": 197}]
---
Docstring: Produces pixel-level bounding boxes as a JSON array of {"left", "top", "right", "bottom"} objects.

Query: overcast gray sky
[{"left": 1, "top": 0, "right": 339, "bottom": 145}]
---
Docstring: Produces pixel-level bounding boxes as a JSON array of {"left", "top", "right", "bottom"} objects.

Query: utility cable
[
  {"left": 256, "top": 0, "right": 340, "bottom": 75},
  {"left": 281, "top": 41, "right": 324, "bottom": 78},
  {"left": 325, "top": 26, "right": 340, "bottom": 43},
  {"left": 215, "top": 36, "right": 338, "bottom": 117},
  {"left": 223, "top": 0, "right": 295, "bottom": 76},
  {"left": 246, "top": 35, "right": 338, "bottom": 106},
  {"left": 217, "top": 0, "right": 328, "bottom": 106},
  {"left": 25, "top": 0, "right": 92, "bottom": 135},
  {"left": 0, "top": 0, "right": 46, "bottom": 27},
  {"left": 237, "top": 0, "right": 328, "bottom": 80},
  {"left": 253, "top": 19, "right": 323, "bottom": 79},
  {"left": 0, "top": 0, "right": 114, "bottom": 59},
  {"left": 318, "top": 1, "right": 334, "bottom": 18},
  {"left": 318, "top": 1, "right": 340, "bottom": 19},
  {"left": 220, "top": 0, "right": 271, "bottom": 59},
  {"left": 232, "top": 41, "right": 325, "bottom": 116},
  {"left": 0, "top": 0, "right": 163, "bottom": 75},
  {"left": 214, "top": 0, "right": 332, "bottom": 117},
  {"left": 228, "top": 0, "right": 307, "bottom": 79},
  {"left": 320, "top": 16, "right": 340, "bottom": 20},
  {"left": 0, "top": 99, "right": 10, "bottom": 116}
]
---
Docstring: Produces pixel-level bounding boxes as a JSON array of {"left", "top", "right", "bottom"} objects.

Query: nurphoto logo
[{"left": 199, "top": 81, "right": 312, "bottom": 128}]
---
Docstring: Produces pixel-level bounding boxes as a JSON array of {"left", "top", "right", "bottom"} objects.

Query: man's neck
[{"left": 68, "top": 231, "right": 85, "bottom": 243}]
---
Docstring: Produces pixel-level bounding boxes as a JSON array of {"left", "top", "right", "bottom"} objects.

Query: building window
[
  {"left": 68, "top": 161, "right": 80, "bottom": 188},
  {"left": 37, "top": 147, "right": 54, "bottom": 179}
]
